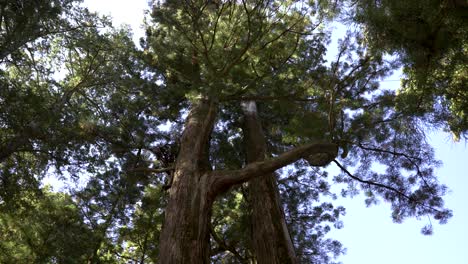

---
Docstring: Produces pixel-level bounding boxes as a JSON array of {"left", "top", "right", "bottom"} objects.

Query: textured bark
[
  {"left": 158, "top": 99, "right": 218, "bottom": 264},
  {"left": 242, "top": 101, "right": 297, "bottom": 264}
]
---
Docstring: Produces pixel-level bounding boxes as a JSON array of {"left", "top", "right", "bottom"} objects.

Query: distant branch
[
  {"left": 209, "top": 223, "right": 245, "bottom": 262},
  {"left": 356, "top": 142, "right": 422, "bottom": 163},
  {"left": 333, "top": 160, "right": 412, "bottom": 200},
  {"left": 355, "top": 142, "right": 435, "bottom": 196},
  {"left": 333, "top": 160, "right": 448, "bottom": 214},
  {"left": 220, "top": 95, "right": 317, "bottom": 102},
  {"left": 127, "top": 167, "right": 174, "bottom": 174}
]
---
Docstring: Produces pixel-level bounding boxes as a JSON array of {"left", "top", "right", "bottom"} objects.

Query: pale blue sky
[
  {"left": 82, "top": 1, "right": 468, "bottom": 263},
  {"left": 329, "top": 132, "right": 468, "bottom": 264}
]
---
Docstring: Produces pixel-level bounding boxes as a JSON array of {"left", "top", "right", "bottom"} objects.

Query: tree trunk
[
  {"left": 242, "top": 101, "right": 297, "bottom": 264},
  {"left": 158, "top": 99, "right": 218, "bottom": 263}
]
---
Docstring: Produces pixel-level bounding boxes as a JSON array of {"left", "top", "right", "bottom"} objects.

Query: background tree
[
  {"left": 0, "top": 0, "right": 163, "bottom": 262},
  {"left": 0, "top": 187, "right": 96, "bottom": 263},
  {"left": 350, "top": 0, "right": 468, "bottom": 139}
]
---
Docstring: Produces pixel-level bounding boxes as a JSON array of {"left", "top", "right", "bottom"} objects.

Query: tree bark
[
  {"left": 242, "top": 101, "right": 297, "bottom": 264},
  {"left": 158, "top": 99, "right": 218, "bottom": 263}
]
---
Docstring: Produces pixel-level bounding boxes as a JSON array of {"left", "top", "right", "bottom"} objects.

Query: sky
[{"left": 82, "top": 1, "right": 468, "bottom": 263}]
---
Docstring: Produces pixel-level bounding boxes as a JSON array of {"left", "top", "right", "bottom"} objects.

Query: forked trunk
[
  {"left": 242, "top": 101, "right": 297, "bottom": 264},
  {"left": 158, "top": 99, "right": 337, "bottom": 264}
]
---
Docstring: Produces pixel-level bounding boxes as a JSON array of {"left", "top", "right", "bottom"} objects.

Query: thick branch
[
  {"left": 211, "top": 142, "right": 337, "bottom": 194},
  {"left": 177, "top": 99, "right": 218, "bottom": 171}
]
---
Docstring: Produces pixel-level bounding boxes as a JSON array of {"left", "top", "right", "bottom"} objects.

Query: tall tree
[
  {"left": 0, "top": 1, "right": 162, "bottom": 262},
  {"left": 143, "top": 1, "right": 340, "bottom": 262},
  {"left": 142, "top": 0, "right": 452, "bottom": 263},
  {"left": 1, "top": 0, "right": 464, "bottom": 263}
]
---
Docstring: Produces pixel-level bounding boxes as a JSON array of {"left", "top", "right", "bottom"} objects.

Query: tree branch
[
  {"left": 333, "top": 160, "right": 412, "bottom": 201},
  {"left": 354, "top": 141, "right": 435, "bottom": 191},
  {"left": 210, "top": 142, "right": 337, "bottom": 194},
  {"left": 333, "top": 160, "right": 448, "bottom": 215},
  {"left": 220, "top": 95, "right": 317, "bottom": 102},
  {"left": 209, "top": 223, "right": 245, "bottom": 262}
]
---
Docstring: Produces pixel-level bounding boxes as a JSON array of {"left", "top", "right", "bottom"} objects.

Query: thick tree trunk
[
  {"left": 158, "top": 99, "right": 218, "bottom": 264},
  {"left": 242, "top": 101, "right": 297, "bottom": 264}
]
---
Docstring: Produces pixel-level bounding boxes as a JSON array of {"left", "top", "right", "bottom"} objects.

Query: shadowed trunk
[
  {"left": 158, "top": 99, "right": 218, "bottom": 263},
  {"left": 242, "top": 101, "right": 297, "bottom": 264}
]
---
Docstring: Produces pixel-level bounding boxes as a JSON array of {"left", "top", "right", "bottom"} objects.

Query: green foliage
[
  {"left": 211, "top": 187, "right": 253, "bottom": 262},
  {"left": 142, "top": 0, "right": 317, "bottom": 99},
  {"left": 351, "top": 0, "right": 468, "bottom": 139},
  {"left": 0, "top": 187, "right": 95, "bottom": 263},
  {"left": 279, "top": 165, "right": 346, "bottom": 263},
  {"left": 0, "top": 1, "right": 166, "bottom": 262},
  {"left": 0, "top": 0, "right": 76, "bottom": 60}
]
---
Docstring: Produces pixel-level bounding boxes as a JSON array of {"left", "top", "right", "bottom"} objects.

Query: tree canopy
[
  {"left": 0, "top": 0, "right": 465, "bottom": 263},
  {"left": 352, "top": 0, "right": 468, "bottom": 139}
]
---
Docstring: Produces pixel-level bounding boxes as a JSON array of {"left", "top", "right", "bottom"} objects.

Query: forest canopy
[{"left": 0, "top": 0, "right": 466, "bottom": 263}]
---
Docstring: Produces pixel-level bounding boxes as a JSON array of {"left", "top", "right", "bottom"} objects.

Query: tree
[
  {"left": 142, "top": 1, "right": 335, "bottom": 262},
  {"left": 0, "top": 187, "right": 96, "bottom": 263},
  {"left": 1, "top": 1, "right": 160, "bottom": 262},
  {"left": 241, "top": 100, "right": 297, "bottom": 263},
  {"left": 142, "top": 0, "right": 452, "bottom": 263},
  {"left": 1, "top": 0, "right": 463, "bottom": 263}
]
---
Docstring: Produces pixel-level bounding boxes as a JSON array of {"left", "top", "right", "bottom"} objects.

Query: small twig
[
  {"left": 333, "top": 160, "right": 447, "bottom": 214},
  {"left": 209, "top": 223, "right": 245, "bottom": 262}
]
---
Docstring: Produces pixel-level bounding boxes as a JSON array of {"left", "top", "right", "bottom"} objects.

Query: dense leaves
[
  {"left": 351, "top": 0, "right": 468, "bottom": 139},
  {"left": 0, "top": 187, "right": 96, "bottom": 263}
]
